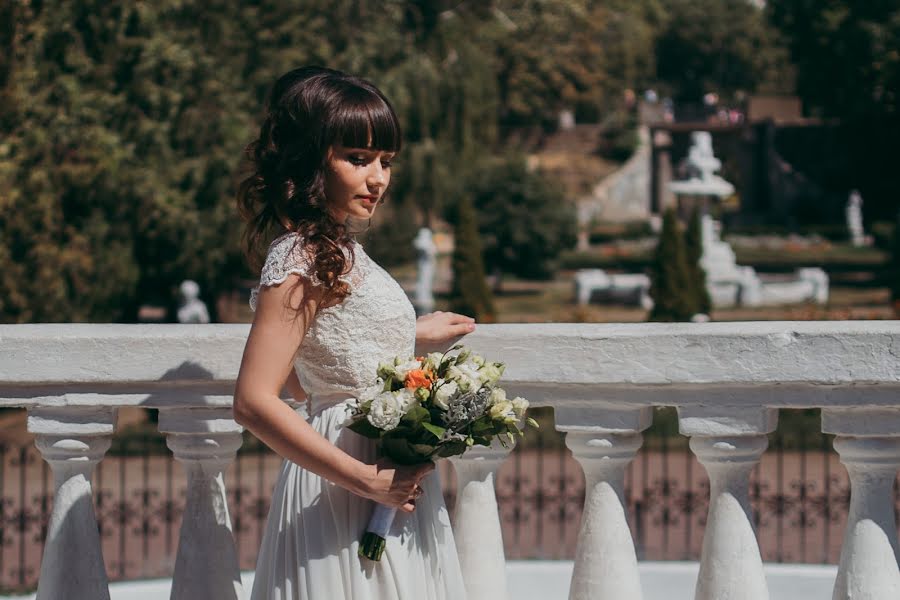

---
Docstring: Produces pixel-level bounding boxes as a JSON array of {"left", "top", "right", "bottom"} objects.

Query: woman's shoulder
[
  {"left": 253, "top": 232, "right": 319, "bottom": 294},
  {"left": 260, "top": 232, "right": 365, "bottom": 285}
]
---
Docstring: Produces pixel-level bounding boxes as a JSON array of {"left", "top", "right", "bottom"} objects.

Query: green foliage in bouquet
[{"left": 345, "top": 345, "right": 538, "bottom": 466}]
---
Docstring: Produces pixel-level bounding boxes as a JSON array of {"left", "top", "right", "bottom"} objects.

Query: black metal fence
[{"left": 1, "top": 408, "right": 898, "bottom": 593}]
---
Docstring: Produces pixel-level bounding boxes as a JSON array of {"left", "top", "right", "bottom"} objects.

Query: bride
[{"left": 233, "top": 66, "right": 474, "bottom": 599}]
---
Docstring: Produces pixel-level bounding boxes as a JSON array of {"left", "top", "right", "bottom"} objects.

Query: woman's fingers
[
  {"left": 454, "top": 322, "right": 475, "bottom": 335},
  {"left": 442, "top": 312, "right": 474, "bottom": 324},
  {"left": 435, "top": 313, "right": 475, "bottom": 337}
]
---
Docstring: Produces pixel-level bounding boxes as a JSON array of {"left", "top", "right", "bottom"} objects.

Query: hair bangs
[{"left": 331, "top": 85, "right": 401, "bottom": 153}]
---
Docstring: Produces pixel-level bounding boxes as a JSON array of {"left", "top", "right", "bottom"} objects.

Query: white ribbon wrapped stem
[{"left": 367, "top": 503, "right": 397, "bottom": 538}]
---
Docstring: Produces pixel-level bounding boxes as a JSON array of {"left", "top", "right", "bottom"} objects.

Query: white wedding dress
[{"left": 248, "top": 233, "right": 467, "bottom": 600}]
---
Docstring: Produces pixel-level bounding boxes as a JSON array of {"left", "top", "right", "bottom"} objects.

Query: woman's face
[{"left": 323, "top": 144, "right": 394, "bottom": 223}]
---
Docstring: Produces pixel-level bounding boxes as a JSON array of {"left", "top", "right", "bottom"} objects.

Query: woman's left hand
[{"left": 415, "top": 311, "right": 476, "bottom": 344}]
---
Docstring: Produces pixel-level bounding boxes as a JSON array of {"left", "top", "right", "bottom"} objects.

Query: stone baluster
[
  {"left": 450, "top": 441, "right": 514, "bottom": 600},
  {"left": 159, "top": 407, "right": 244, "bottom": 600},
  {"left": 823, "top": 408, "right": 900, "bottom": 600},
  {"left": 556, "top": 404, "right": 651, "bottom": 600},
  {"left": 28, "top": 406, "right": 116, "bottom": 600},
  {"left": 678, "top": 406, "right": 777, "bottom": 600}
]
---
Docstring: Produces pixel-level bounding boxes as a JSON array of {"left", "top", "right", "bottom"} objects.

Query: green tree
[
  {"left": 0, "top": 1, "right": 252, "bottom": 322},
  {"left": 601, "top": 0, "right": 666, "bottom": 97},
  {"left": 655, "top": 0, "right": 793, "bottom": 103},
  {"left": 463, "top": 157, "right": 577, "bottom": 291},
  {"left": 648, "top": 208, "right": 695, "bottom": 322},
  {"left": 768, "top": 1, "right": 899, "bottom": 122},
  {"left": 2, "top": 0, "right": 810, "bottom": 324},
  {"left": 768, "top": 1, "right": 900, "bottom": 221},
  {"left": 487, "top": 1, "right": 612, "bottom": 126},
  {"left": 449, "top": 195, "right": 495, "bottom": 322},
  {"left": 684, "top": 207, "right": 712, "bottom": 315}
]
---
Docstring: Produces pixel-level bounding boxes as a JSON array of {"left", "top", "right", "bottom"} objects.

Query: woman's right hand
[{"left": 362, "top": 458, "right": 435, "bottom": 513}]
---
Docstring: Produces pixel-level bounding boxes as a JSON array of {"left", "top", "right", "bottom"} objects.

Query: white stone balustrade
[
  {"left": 2, "top": 321, "right": 900, "bottom": 599},
  {"left": 450, "top": 442, "right": 515, "bottom": 600},
  {"left": 556, "top": 405, "right": 650, "bottom": 600},
  {"left": 159, "top": 407, "right": 245, "bottom": 600},
  {"left": 823, "top": 408, "right": 900, "bottom": 600},
  {"left": 679, "top": 406, "right": 777, "bottom": 600},
  {"left": 28, "top": 406, "right": 117, "bottom": 600}
]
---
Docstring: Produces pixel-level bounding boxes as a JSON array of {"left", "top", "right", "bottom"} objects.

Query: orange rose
[{"left": 404, "top": 369, "right": 433, "bottom": 390}]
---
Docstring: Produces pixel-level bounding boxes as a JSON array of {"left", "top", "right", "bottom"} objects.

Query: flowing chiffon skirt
[{"left": 249, "top": 400, "right": 467, "bottom": 600}]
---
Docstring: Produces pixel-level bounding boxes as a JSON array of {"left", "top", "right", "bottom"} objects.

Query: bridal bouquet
[{"left": 345, "top": 345, "right": 537, "bottom": 561}]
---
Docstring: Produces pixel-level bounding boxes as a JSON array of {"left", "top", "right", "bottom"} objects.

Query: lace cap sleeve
[{"left": 249, "top": 233, "right": 321, "bottom": 311}]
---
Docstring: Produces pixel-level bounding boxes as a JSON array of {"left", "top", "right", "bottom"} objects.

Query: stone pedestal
[{"left": 29, "top": 406, "right": 116, "bottom": 600}]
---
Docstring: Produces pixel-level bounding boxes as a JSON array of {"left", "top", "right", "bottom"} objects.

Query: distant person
[{"left": 233, "top": 66, "right": 474, "bottom": 600}]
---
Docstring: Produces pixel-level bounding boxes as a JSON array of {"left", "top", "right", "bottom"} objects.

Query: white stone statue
[
  {"left": 413, "top": 227, "right": 437, "bottom": 315},
  {"left": 177, "top": 280, "right": 210, "bottom": 324},
  {"left": 558, "top": 109, "right": 575, "bottom": 131},
  {"left": 846, "top": 190, "right": 867, "bottom": 247},
  {"left": 699, "top": 214, "right": 829, "bottom": 308},
  {"left": 668, "top": 131, "right": 734, "bottom": 198}
]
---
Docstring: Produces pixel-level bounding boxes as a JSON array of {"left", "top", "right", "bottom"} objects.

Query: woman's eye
[
  {"left": 349, "top": 156, "right": 367, "bottom": 165},
  {"left": 381, "top": 160, "right": 393, "bottom": 169}
]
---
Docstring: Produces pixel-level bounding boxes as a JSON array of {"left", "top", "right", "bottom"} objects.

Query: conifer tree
[
  {"left": 449, "top": 195, "right": 495, "bottom": 322},
  {"left": 648, "top": 208, "right": 694, "bottom": 322},
  {"left": 684, "top": 207, "right": 712, "bottom": 315}
]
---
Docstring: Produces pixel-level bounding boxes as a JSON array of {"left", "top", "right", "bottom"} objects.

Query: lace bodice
[{"left": 250, "top": 233, "right": 417, "bottom": 411}]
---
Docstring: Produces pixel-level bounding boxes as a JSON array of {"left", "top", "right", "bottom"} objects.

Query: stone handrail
[{"left": 2, "top": 322, "right": 899, "bottom": 600}]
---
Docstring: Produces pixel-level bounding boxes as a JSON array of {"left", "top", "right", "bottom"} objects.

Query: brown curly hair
[{"left": 237, "top": 66, "right": 402, "bottom": 307}]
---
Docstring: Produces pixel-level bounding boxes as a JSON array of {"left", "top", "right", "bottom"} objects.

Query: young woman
[{"left": 233, "top": 66, "right": 474, "bottom": 599}]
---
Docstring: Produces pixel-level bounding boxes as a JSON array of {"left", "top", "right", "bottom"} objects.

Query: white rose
[
  {"left": 394, "top": 359, "right": 422, "bottom": 379},
  {"left": 433, "top": 380, "right": 458, "bottom": 410},
  {"left": 393, "top": 388, "right": 417, "bottom": 413},
  {"left": 377, "top": 361, "right": 399, "bottom": 381},
  {"left": 488, "top": 387, "right": 507, "bottom": 407},
  {"left": 469, "top": 354, "right": 486, "bottom": 368},
  {"left": 489, "top": 400, "right": 516, "bottom": 423},
  {"left": 360, "top": 379, "right": 384, "bottom": 403},
  {"left": 367, "top": 392, "right": 402, "bottom": 430},
  {"left": 511, "top": 397, "right": 529, "bottom": 419},
  {"left": 479, "top": 363, "right": 504, "bottom": 386},
  {"left": 424, "top": 352, "right": 444, "bottom": 371},
  {"left": 449, "top": 363, "right": 482, "bottom": 392}
]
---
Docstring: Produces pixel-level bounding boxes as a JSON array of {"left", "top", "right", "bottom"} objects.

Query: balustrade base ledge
[{"left": 0, "top": 562, "right": 840, "bottom": 600}]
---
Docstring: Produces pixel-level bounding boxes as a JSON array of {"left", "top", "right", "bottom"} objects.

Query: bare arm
[{"left": 233, "top": 275, "right": 431, "bottom": 511}]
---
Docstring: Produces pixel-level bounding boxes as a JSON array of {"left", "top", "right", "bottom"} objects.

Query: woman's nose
[{"left": 368, "top": 162, "right": 386, "bottom": 187}]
